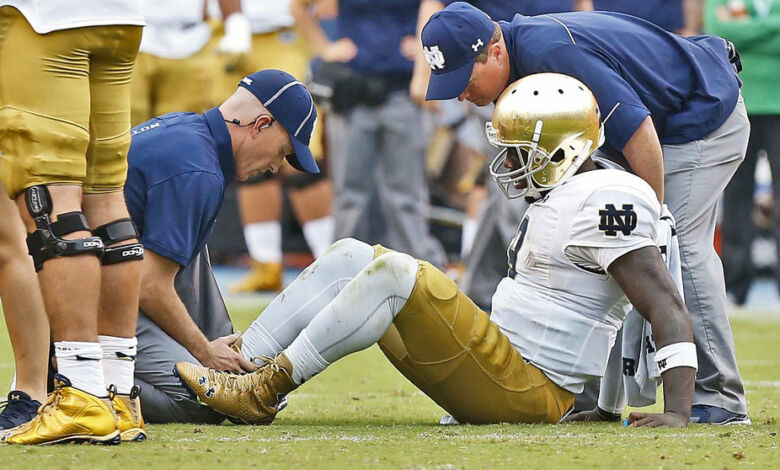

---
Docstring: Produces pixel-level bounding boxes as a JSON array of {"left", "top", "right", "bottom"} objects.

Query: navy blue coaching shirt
[
  {"left": 124, "top": 108, "right": 234, "bottom": 267},
  {"left": 500, "top": 12, "right": 740, "bottom": 151}
]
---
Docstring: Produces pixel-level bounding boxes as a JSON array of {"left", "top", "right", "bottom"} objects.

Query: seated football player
[{"left": 175, "top": 73, "right": 697, "bottom": 427}]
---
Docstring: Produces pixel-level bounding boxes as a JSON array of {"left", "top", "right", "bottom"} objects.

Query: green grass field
[{"left": 1, "top": 304, "right": 778, "bottom": 469}]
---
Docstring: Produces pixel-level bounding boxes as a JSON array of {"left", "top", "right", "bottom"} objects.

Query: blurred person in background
[
  {"left": 131, "top": 0, "right": 250, "bottom": 126},
  {"left": 215, "top": 0, "right": 334, "bottom": 293},
  {"left": 292, "top": 0, "right": 446, "bottom": 267},
  {"left": 411, "top": 0, "right": 593, "bottom": 308},
  {"left": 0, "top": 181, "right": 49, "bottom": 430},
  {"left": 706, "top": 0, "right": 780, "bottom": 305}
]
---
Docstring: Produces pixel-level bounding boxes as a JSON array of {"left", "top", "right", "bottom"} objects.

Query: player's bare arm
[
  {"left": 622, "top": 116, "right": 665, "bottom": 203},
  {"left": 609, "top": 246, "right": 696, "bottom": 427},
  {"left": 291, "top": 0, "right": 357, "bottom": 62},
  {"left": 139, "top": 250, "right": 254, "bottom": 374}
]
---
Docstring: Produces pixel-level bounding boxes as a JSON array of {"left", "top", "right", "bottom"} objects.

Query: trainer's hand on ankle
[{"left": 201, "top": 332, "right": 257, "bottom": 373}]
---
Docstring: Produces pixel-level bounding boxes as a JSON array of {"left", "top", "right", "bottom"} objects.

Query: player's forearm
[
  {"left": 660, "top": 365, "right": 696, "bottom": 418},
  {"left": 139, "top": 281, "right": 210, "bottom": 361},
  {"left": 622, "top": 116, "right": 664, "bottom": 203},
  {"left": 291, "top": 0, "right": 331, "bottom": 56},
  {"left": 217, "top": 0, "right": 241, "bottom": 18}
]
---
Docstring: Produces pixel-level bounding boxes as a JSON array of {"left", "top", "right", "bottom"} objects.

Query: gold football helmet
[{"left": 486, "top": 73, "right": 605, "bottom": 200}]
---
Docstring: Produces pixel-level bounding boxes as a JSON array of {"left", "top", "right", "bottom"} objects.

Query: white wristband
[{"left": 655, "top": 342, "right": 698, "bottom": 373}]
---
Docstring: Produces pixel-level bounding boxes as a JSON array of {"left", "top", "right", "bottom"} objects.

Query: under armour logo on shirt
[
  {"left": 472, "top": 38, "right": 484, "bottom": 52},
  {"left": 423, "top": 45, "right": 446, "bottom": 70}
]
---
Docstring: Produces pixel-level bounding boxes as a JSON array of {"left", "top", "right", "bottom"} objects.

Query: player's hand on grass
[
  {"left": 627, "top": 411, "right": 688, "bottom": 428},
  {"left": 562, "top": 407, "right": 622, "bottom": 423},
  {"left": 200, "top": 332, "right": 257, "bottom": 374},
  {"left": 321, "top": 38, "right": 358, "bottom": 62}
]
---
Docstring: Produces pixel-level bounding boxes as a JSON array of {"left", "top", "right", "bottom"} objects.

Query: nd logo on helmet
[{"left": 423, "top": 46, "right": 446, "bottom": 70}]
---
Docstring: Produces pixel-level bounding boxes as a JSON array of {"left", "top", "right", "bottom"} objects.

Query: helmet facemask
[{"left": 487, "top": 119, "right": 602, "bottom": 201}]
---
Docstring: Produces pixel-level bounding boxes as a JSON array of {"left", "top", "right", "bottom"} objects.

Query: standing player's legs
[
  {"left": 663, "top": 96, "right": 750, "bottom": 418},
  {"left": 287, "top": 168, "right": 335, "bottom": 259},
  {"left": 0, "top": 182, "right": 49, "bottom": 429},
  {"left": 81, "top": 24, "right": 145, "bottom": 441},
  {"left": 0, "top": 8, "right": 114, "bottom": 445},
  {"left": 720, "top": 116, "right": 761, "bottom": 305},
  {"left": 226, "top": 28, "right": 332, "bottom": 291}
]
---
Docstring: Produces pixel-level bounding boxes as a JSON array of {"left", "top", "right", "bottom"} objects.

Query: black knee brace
[
  {"left": 24, "top": 185, "right": 105, "bottom": 272},
  {"left": 93, "top": 218, "right": 144, "bottom": 265}
]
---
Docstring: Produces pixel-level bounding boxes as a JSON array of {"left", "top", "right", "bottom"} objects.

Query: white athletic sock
[
  {"left": 302, "top": 216, "right": 335, "bottom": 258},
  {"left": 98, "top": 335, "right": 137, "bottom": 395},
  {"left": 284, "top": 331, "right": 330, "bottom": 384},
  {"left": 244, "top": 221, "right": 282, "bottom": 263},
  {"left": 241, "top": 322, "right": 283, "bottom": 362},
  {"left": 460, "top": 218, "right": 478, "bottom": 260},
  {"left": 54, "top": 341, "right": 108, "bottom": 397}
]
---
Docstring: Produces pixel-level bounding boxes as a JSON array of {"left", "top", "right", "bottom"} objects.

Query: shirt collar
[
  {"left": 204, "top": 107, "right": 235, "bottom": 182},
  {"left": 500, "top": 19, "right": 522, "bottom": 83}
]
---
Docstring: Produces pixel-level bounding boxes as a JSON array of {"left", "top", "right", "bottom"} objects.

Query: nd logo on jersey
[
  {"left": 598, "top": 204, "right": 637, "bottom": 237},
  {"left": 423, "top": 45, "right": 446, "bottom": 70}
]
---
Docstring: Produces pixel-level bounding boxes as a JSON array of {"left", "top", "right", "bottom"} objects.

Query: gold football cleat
[
  {"left": 230, "top": 261, "right": 283, "bottom": 293},
  {"left": 174, "top": 354, "right": 298, "bottom": 425},
  {"left": 1, "top": 375, "right": 120, "bottom": 445},
  {"left": 112, "top": 385, "right": 146, "bottom": 442}
]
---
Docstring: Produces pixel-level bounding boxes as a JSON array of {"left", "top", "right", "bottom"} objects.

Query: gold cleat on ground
[
  {"left": 174, "top": 354, "right": 298, "bottom": 425},
  {"left": 112, "top": 385, "right": 146, "bottom": 442},
  {"left": 1, "top": 375, "right": 120, "bottom": 445},
  {"left": 230, "top": 261, "right": 283, "bottom": 293}
]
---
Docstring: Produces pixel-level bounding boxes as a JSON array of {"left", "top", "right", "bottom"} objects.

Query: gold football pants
[
  {"left": 0, "top": 6, "right": 141, "bottom": 198},
  {"left": 374, "top": 246, "right": 574, "bottom": 424},
  {"left": 131, "top": 48, "right": 217, "bottom": 126}
]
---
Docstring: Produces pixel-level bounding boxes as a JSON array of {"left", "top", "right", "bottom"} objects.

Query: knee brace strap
[
  {"left": 93, "top": 219, "right": 144, "bottom": 265},
  {"left": 26, "top": 212, "right": 104, "bottom": 271}
]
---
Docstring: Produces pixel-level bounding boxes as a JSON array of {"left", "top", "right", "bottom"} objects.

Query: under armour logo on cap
[{"left": 471, "top": 38, "right": 484, "bottom": 52}]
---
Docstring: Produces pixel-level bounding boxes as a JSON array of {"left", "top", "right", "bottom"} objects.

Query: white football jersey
[
  {"left": 1, "top": 0, "right": 144, "bottom": 34},
  {"left": 490, "top": 169, "right": 661, "bottom": 393},
  {"left": 140, "top": 0, "right": 211, "bottom": 59}
]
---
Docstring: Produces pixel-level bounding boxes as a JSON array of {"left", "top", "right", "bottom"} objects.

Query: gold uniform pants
[
  {"left": 374, "top": 245, "right": 574, "bottom": 424},
  {"left": 0, "top": 6, "right": 141, "bottom": 198},
  {"left": 131, "top": 47, "right": 217, "bottom": 127},
  {"left": 217, "top": 27, "right": 323, "bottom": 160}
]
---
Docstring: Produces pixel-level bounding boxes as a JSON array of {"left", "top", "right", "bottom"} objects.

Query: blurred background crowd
[{"left": 135, "top": 0, "right": 779, "bottom": 307}]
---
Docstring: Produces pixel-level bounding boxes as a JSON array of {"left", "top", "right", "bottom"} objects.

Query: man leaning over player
[
  {"left": 418, "top": 2, "right": 750, "bottom": 425},
  {"left": 176, "top": 73, "right": 697, "bottom": 428},
  {"left": 0, "top": 1, "right": 145, "bottom": 445}
]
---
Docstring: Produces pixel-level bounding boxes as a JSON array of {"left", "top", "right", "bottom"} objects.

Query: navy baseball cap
[
  {"left": 238, "top": 69, "right": 320, "bottom": 173},
  {"left": 422, "top": 2, "right": 495, "bottom": 101}
]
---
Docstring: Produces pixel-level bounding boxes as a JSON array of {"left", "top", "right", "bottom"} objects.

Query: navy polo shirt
[
  {"left": 338, "top": 0, "right": 418, "bottom": 76},
  {"left": 124, "top": 108, "right": 235, "bottom": 267},
  {"left": 593, "top": 0, "right": 684, "bottom": 32},
  {"left": 501, "top": 12, "right": 740, "bottom": 151},
  {"left": 442, "top": 0, "right": 575, "bottom": 21}
]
